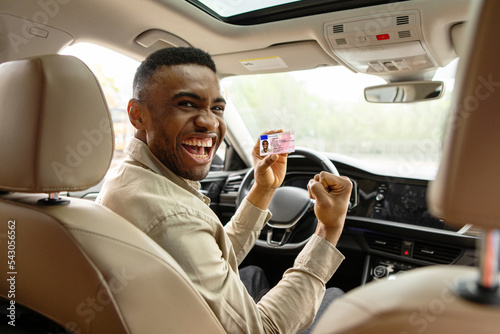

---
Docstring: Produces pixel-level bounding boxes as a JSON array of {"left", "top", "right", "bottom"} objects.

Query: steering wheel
[{"left": 235, "top": 148, "right": 339, "bottom": 250}]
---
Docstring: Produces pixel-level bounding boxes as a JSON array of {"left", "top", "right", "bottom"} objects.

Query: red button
[{"left": 376, "top": 34, "right": 390, "bottom": 40}]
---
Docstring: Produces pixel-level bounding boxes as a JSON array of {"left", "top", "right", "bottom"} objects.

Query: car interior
[{"left": 0, "top": 0, "right": 498, "bottom": 333}]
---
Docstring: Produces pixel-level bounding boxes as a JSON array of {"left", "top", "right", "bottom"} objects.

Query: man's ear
[{"left": 127, "top": 98, "right": 148, "bottom": 130}]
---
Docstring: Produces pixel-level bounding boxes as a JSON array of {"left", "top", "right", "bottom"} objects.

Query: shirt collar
[{"left": 124, "top": 137, "right": 210, "bottom": 205}]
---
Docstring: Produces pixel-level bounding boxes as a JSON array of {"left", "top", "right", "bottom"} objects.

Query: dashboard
[
  {"left": 203, "top": 153, "right": 478, "bottom": 291},
  {"left": 283, "top": 154, "right": 466, "bottom": 231},
  {"left": 283, "top": 173, "right": 458, "bottom": 232}
]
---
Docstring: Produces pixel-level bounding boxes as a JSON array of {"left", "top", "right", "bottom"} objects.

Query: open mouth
[{"left": 181, "top": 137, "right": 215, "bottom": 160}]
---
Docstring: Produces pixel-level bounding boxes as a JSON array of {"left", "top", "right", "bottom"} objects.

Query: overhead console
[{"left": 324, "top": 11, "right": 438, "bottom": 82}]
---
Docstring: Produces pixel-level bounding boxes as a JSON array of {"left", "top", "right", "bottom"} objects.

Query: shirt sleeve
[
  {"left": 149, "top": 209, "right": 344, "bottom": 334},
  {"left": 224, "top": 197, "right": 272, "bottom": 265},
  {"left": 257, "top": 234, "right": 344, "bottom": 333}
]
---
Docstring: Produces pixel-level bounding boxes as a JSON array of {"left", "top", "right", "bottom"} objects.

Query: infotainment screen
[{"left": 371, "top": 183, "right": 459, "bottom": 231}]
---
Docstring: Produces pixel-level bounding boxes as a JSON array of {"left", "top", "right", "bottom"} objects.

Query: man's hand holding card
[
  {"left": 250, "top": 130, "right": 292, "bottom": 194},
  {"left": 245, "top": 130, "right": 291, "bottom": 210},
  {"left": 260, "top": 131, "right": 295, "bottom": 156}
]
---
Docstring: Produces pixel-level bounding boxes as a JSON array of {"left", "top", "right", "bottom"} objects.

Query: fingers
[
  {"left": 308, "top": 174, "right": 324, "bottom": 199},
  {"left": 260, "top": 154, "right": 278, "bottom": 168},
  {"left": 308, "top": 172, "right": 352, "bottom": 199},
  {"left": 308, "top": 172, "right": 352, "bottom": 234},
  {"left": 308, "top": 178, "right": 329, "bottom": 202},
  {"left": 252, "top": 129, "right": 284, "bottom": 163},
  {"left": 318, "top": 172, "right": 352, "bottom": 191},
  {"left": 261, "top": 129, "right": 283, "bottom": 135}
]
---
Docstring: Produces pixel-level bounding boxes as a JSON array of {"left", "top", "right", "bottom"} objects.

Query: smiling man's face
[{"left": 140, "top": 64, "right": 226, "bottom": 181}]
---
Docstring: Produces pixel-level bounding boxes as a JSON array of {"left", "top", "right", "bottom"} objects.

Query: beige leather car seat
[
  {"left": 312, "top": 0, "right": 500, "bottom": 333},
  {"left": 0, "top": 55, "right": 226, "bottom": 333}
]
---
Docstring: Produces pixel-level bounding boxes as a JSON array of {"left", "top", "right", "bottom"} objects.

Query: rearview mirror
[{"left": 364, "top": 81, "right": 444, "bottom": 103}]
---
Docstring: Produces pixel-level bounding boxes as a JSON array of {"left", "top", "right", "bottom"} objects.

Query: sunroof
[
  {"left": 186, "top": 0, "right": 408, "bottom": 25},
  {"left": 196, "top": 0, "right": 300, "bottom": 17}
]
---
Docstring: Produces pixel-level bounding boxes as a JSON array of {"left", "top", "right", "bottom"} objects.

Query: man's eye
[
  {"left": 179, "top": 101, "right": 196, "bottom": 108},
  {"left": 212, "top": 106, "right": 225, "bottom": 115}
]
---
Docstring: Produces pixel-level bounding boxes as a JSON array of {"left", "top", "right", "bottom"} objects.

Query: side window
[
  {"left": 109, "top": 107, "right": 133, "bottom": 162},
  {"left": 61, "top": 43, "right": 138, "bottom": 168},
  {"left": 210, "top": 140, "right": 226, "bottom": 171},
  {"left": 62, "top": 43, "right": 228, "bottom": 171}
]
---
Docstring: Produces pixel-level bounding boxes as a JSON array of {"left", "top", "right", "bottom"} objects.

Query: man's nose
[{"left": 194, "top": 109, "right": 219, "bottom": 131}]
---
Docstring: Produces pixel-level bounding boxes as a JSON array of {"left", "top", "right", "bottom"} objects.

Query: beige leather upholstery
[
  {"left": 0, "top": 196, "right": 128, "bottom": 333},
  {"left": 313, "top": 266, "right": 499, "bottom": 334},
  {"left": 427, "top": 0, "right": 500, "bottom": 229},
  {"left": 312, "top": 1, "right": 500, "bottom": 333},
  {"left": 0, "top": 55, "right": 113, "bottom": 193},
  {"left": 0, "top": 55, "right": 225, "bottom": 333}
]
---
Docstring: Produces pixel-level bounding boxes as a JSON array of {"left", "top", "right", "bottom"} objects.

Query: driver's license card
[{"left": 260, "top": 131, "right": 295, "bottom": 156}]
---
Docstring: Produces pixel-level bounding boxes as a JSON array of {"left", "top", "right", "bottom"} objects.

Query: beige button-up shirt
[{"left": 97, "top": 138, "right": 344, "bottom": 334}]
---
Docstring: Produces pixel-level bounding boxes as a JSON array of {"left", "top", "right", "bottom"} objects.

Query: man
[
  {"left": 97, "top": 47, "right": 352, "bottom": 334},
  {"left": 261, "top": 139, "right": 269, "bottom": 154}
]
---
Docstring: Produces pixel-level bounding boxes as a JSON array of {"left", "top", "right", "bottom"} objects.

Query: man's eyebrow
[
  {"left": 214, "top": 97, "right": 226, "bottom": 104},
  {"left": 173, "top": 92, "right": 226, "bottom": 105},
  {"left": 173, "top": 91, "right": 202, "bottom": 100}
]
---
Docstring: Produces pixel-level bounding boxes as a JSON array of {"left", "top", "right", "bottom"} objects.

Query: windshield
[
  {"left": 221, "top": 60, "right": 458, "bottom": 179},
  {"left": 62, "top": 42, "right": 458, "bottom": 180}
]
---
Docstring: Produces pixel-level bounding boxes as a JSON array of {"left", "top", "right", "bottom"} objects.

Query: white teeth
[
  {"left": 192, "top": 154, "right": 208, "bottom": 158},
  {"left": 182, "top": 138, "right": 213, "bottom": 147}
]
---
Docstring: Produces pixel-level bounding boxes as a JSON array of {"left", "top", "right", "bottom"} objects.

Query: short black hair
[{"left": 133, "top": 47, "right": 217, "bottom": 101}]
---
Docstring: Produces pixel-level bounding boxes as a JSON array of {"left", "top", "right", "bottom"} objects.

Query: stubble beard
[{"left": 149, "top": 129, "right": 212, "bottom": 181}]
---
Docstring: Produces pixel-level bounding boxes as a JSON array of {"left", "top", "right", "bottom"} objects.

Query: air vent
[
  {"left": 365, "top": 232, "right": 402, "bottom": 256},
  {"left": 335, "top": 38, "right": 347, "bottom": 46},
  {"left": 398, "top": 30, "right": 411, "bottom": 38},
  {"left": 222, "top": 175, "right": 243, "bottom": 193},
  {"left": 413, "top": 241, "right": 462, "bottom": 264},
  {"left": 332, "top": 24, "right": 344, "bottom": 34},
  {"left": 396, "top": 15, "right": 410, "bottom": 25}
]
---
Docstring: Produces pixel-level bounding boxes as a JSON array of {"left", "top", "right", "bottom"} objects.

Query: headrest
[
  {"left": 0, "top": 55, "right": 114, "bottom": 193},
  {"left": 428, "top": 0, "right": 500, "bottom": 229}
]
